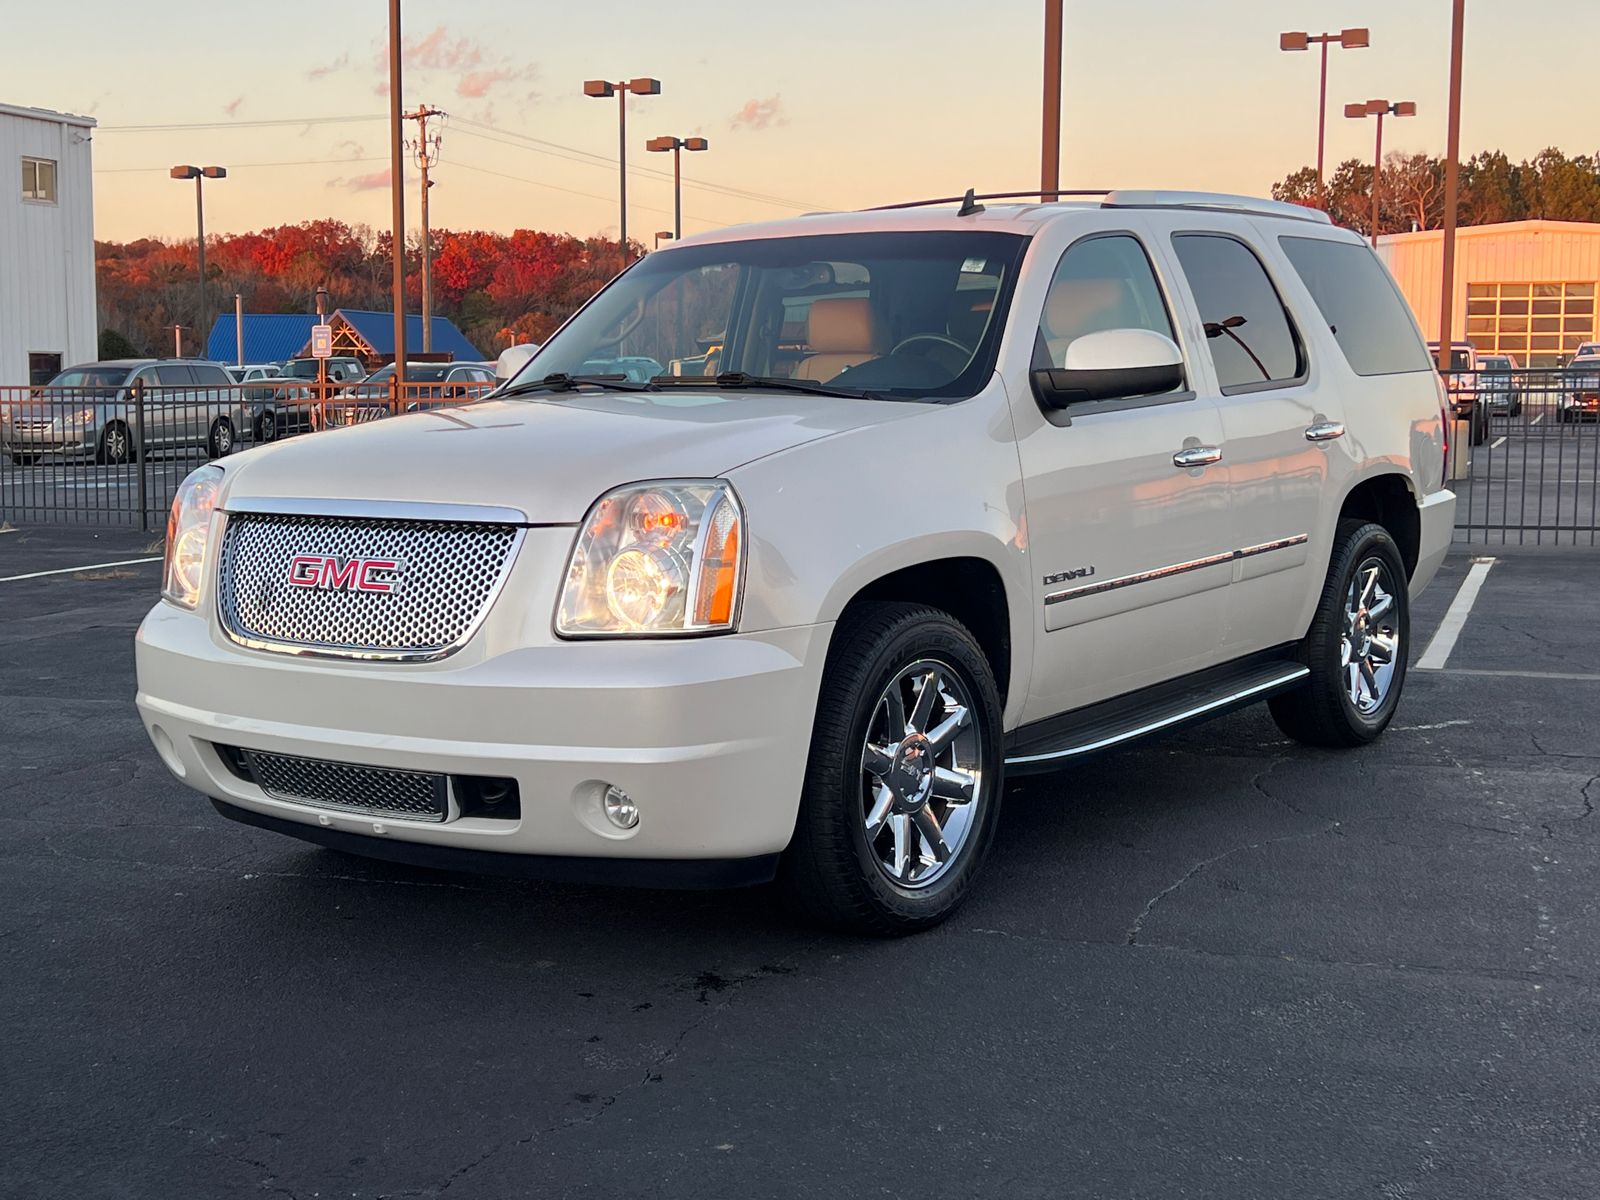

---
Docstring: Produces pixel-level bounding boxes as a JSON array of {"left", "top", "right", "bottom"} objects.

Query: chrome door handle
[
  {"left": 1172, "top": 445, "right": 1223, "bottom": 468},
  {"left": 1305, "top": 421, "right": 1346, "bottom": 442}
]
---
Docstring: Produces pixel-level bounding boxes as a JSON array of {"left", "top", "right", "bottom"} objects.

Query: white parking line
[
  {"left": 1491, "top": 435, "right": 1506, "bottom": 448},
  {"left": 0, "top": 557, "right": 161, "bottom": 583},
  {"left": 1416, "top": 558, "right": 1496, "bottom": 670},
  {"left": 1532, "top": 414, "right": 1545, "bottom": 426}
]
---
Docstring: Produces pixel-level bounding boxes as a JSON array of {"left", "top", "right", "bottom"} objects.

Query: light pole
[
  {"left": 1042, "top": 0, "right": 1062, "bottom": 199},
  {"left": 1438, "top": 0, "right": 1466, "bottom": 371},
  {"left": 387, "top": 0, "right": 407, "bottom": 386},
  {"left": 1280, "top": 28, "right": 1370, "bottom": 205},
  {"left": 1345, "top": 99, "right": 1416, "bottom": 247},
  {"left": 645, "top": 136, "right": 708, "bottom": 240},
  {"left": 170, "top": 165, "right": 226, "bottom": 357},
  {"left": 583, "top": 77, "right": 661, "bottom": 263},
  {"left": 404, "top": 104, "right": 446, "bottom": 353}
]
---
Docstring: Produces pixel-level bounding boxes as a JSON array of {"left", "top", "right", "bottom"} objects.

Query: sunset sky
[{"left": 10, "top": 0, "right": 1600, "bottom": 245}]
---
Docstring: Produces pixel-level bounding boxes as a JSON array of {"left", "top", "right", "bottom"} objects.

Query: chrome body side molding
[{"left": 1044, "top": 534, "right": 1309, "bottom": 606}]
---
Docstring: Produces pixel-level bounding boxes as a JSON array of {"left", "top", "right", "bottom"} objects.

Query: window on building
[
  {"left": 1466, "top": 282, "right": 1595, "bottom": 367},
  {"left": 28, "top": 353, "right": 63, "bottom": 385},
  {"left": 1171, "top": 233, "right": 1303, "bottom": 391},
  {"left": 22, "top": 157, "right": 57, "bottom": 203}
]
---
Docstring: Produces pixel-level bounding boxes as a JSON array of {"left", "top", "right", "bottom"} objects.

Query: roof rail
[
  {"left": 1101, "top": 190, "right": 1332, "bottom": 224},
  {"left": 865, "top": 189, "right": 1110, "bottom": 212}
]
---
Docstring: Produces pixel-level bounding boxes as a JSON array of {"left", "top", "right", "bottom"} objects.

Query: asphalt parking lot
[{"left": 3, "top": 526, "right": 1599, "bottom": 1199}]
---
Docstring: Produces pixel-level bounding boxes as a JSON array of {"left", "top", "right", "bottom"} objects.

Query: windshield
[
  {"left": 280, "top": 360, "right": 326, "bottom": 378},
  {"left": 48, "top": 367, "right": 131, "bottom": 388},
  {"left": 511, "top": 230, "right": 1029, "bottom": 401}
]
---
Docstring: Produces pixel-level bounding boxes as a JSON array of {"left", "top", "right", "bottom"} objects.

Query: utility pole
[
  {"left": 1041, "top": 0, "right": 1063, "bottom": 199},
  {"left": 387, "top": 0, "right": 407, "bottom": 386},
  {"left": 235, "top": 293, "right": 244, "bottom": 366},
  {"left": 1438, "top": 0, "right": 1466, "bottom": 369},
  {"left": 405, "top": 104, "right": 446, "bottom": 353}
]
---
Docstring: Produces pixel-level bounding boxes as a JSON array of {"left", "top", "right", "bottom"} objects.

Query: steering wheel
[{"left": 891, "top": 333, "right": 970, "bottom": 356}]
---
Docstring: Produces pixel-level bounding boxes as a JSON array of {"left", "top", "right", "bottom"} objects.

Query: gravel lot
[{"left": 3, "top": 526, "right": 1598, "bottom": 1199}]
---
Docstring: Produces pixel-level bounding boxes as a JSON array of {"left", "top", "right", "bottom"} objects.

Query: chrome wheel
[
  {"left": 1342, "top": 557, "right": 1400, "bottom": 715},
  {"left": 859, "top": 658, "right": 983, "bottom": 888}
]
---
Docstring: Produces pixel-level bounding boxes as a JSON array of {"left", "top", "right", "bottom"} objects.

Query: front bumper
[{"left": 136, "top": 586, "right": 833, "bottom": 877}]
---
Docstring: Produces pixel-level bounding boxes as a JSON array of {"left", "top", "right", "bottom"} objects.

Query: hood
[{"left": 218, "top": 391, "right": 921, "bottom": 523}]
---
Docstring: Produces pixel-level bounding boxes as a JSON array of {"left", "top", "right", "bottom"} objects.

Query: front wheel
[
  {"left": 207, "top": 416, "right": 235, "bottom": 459},
  {"left": 1270, "top": 520, "right": 1410, "bottom": 747},
  {"left": 777, "top": 603, "right": 1004, "bottom": 936},
  {"left": 96, "top": 421, "right": 134, "bottom": 465}
]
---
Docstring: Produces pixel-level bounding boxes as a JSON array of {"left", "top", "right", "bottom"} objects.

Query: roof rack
[
  {"left": 1102, "top": 190, "right": 1332, "bottom": 224},
  {"left": 865, "top": 189, "right": 1110, "bottom": 212}
]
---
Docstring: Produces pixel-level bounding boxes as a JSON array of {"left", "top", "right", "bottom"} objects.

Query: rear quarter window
[{"left": 1278, "top": 236, "right": 1432, "bottom": 376}]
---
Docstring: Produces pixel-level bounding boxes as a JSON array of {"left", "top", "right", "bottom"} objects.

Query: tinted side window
[
  {"left": 155, "top": 365, "right": 196, "bottom": 385},
  {"left": 190, "top": 365, "right": 233, "bottom": 385},
  {"left": 1033, "top": 234, "right": 1175, "bottom": 369},
  {"left": 1171, "top": 234, "right": 1302, "bottom": 390},
  {"left": 1278, "top": 236, "right": 1432, "bottom": 376}
]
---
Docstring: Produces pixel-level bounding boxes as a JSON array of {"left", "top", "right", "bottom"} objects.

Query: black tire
[
  {"left": 255, "top": 411, "right": 277, "bottom": 443},
  {"left": 1269, "top": 520, "right": 1410, "bottom": 748},
  {"left": 96, "top": 421, "right": 134, "bottom": 465},
  {"left": 207, "top": 416, "right": 235, "bottom": 459},
  {"left": 1468, "top": 404, "right": 1488, "bottom": 445},
  {"left": 7, "top": 453, "right": 40, "bottom": 467},
  {"left": 776, "top": 602, "right": 1004, "bottom": 936}
]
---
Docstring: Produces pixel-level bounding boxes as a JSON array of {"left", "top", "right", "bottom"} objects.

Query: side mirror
[{"left": 1031, "top": 328, "right": 1185, "bottom": 410}]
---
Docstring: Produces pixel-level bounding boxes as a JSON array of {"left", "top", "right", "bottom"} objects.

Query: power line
[
  {"left": 96, "top": 156, "right": 388, "bottom": 174},
  {"left": 449, "top": 160, "right": 683, "bottom": 221},
  {"left": 98, "top": 115, "right": 387, "bottom": 132}
]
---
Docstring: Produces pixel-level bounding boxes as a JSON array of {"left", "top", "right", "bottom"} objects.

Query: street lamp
[
  {"left": 645, "top": 135, "right": 708, "bottom": 240},
  {"left": 170, "top": 165, "right": 226, "bottom": 357},
  {"left": 1345, "top": 99, "right": 1416, "bottom": 247},
  {"left": 1280, "top": 28, "right": 1369, "bottom": 206},
  {"left": 583, "top": 77, "right": 661, "bottom": 263},
  {"left": 654, "top": 231, "right": 674, "bottom": 250}
]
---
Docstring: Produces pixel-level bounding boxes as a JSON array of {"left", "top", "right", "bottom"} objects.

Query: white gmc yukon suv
[{"left": 136, "top": 190, "right": 1455, "bottom": 934}]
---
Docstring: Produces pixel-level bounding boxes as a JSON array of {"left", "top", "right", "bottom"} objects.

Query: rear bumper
[{"left": 1411, "top": 487, "right": 1456, "bottom": 598}]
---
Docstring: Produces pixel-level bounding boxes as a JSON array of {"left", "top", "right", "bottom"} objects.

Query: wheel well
[
  {"left": 1340, "top": 475, "right": 1420, "bottom": 578},
  {"left": 840, "top": 557, "right": 1012, "bottom": 704}
]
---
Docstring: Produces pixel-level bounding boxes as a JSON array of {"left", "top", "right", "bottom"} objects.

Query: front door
[{"left": 1009, "top": 224, "right": 1235, "bottom": 725}]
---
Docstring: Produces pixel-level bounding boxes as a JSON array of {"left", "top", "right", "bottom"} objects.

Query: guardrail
[
  {"left": 0, "top": 379, "right": 491, "bottom": 529},
  {"left": 1446, "top": 368, "right": 1600, "bottom": 546}
]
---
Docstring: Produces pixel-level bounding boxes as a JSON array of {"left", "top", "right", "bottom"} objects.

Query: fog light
[{"left": 603, "top": 785, "right": 639, "bottom": 829}]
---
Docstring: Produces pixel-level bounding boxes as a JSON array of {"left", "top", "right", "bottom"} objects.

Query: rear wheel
[
  {"left": 1468, "top": 404, "right": 1488, "bottom": 445},
  {"left": 254, "top": 410, "right": 277, "bottom": 443},
  {"left": 1270, "top": 520, "right": 1409, "bottom": 747},
  {"left": 207, "top": 416, "right": 235, "bottom": 459},
  {"left": 7, "top": 453, "right": 40, "bottom": 467},
  {"left": 96, "top": 421, "right": 134, "bottom": 465},
  {"left": 777, "top": 603, "right": 1003, "bottom": 936}
]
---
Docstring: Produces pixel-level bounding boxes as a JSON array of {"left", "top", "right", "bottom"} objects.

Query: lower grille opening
[{"left": 213, "top": 744, "right": 520, "bottom": 824}]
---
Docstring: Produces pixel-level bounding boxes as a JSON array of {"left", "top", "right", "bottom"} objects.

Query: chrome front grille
[
  {"left": 227, "top": 746, "right": 448, "bottom": 822},
  {"left": 217, "top": 511, "right": 521, "bottom": 660}
]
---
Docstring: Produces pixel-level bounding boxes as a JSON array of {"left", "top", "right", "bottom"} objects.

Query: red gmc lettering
[
  {"left": 286, "top": 556, "right": 401, "bottom": 592},
  {"left": 356, "top": 559, "right": 398, "bottom": 593},
  {"left": 323, "top": 558, "right": 361, "bottom": 590},
  {"left": 288, "top": 556, "right": 324, "bottom": 587}
]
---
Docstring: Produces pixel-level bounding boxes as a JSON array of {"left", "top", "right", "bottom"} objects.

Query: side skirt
[{"left": 1003, "top": 647, "right": 1308, "bottom": 775}]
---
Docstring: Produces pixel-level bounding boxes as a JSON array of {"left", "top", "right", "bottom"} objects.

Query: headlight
[
  {"left": 557, "top": 481, "right": 744, "bottom": 636},
  {"left": 162, "top": 465, "right": 224, "bottom": 609}
]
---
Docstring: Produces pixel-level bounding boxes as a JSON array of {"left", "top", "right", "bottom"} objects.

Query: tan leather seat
[
  {"left": 1042, "top": 278, "right": 1131, "bottom": 367},
  {"left": 796, "top": 298, "right": 881, "bottom": 381}
]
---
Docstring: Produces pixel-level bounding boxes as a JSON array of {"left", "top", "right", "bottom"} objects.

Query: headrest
[
  {"left": 807, "top": 298, "right": 879, "bottom": 354},
  {"left": 1044, "top": 278, "right": 1128, "bottom": 340}
]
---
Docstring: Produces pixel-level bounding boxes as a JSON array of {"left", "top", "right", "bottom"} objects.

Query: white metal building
[
  {"left": 1377, "top": 220, "right": 1600, "bottom": 368},
  {"left": 0, "top": 102, "right": 97, "bottom": 384}
]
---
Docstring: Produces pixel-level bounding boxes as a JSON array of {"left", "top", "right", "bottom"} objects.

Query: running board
[{"left": 1003, "top": 651, "right": 1308, "bottom": 775}]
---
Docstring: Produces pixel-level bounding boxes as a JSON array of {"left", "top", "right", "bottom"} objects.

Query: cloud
[
  {"left": 308, "top": 53, "right": 350, "bottom": 82},
  {"left": 369, "top": 25, "right": 534, "bottom": 100},
  {"left": 333, "top": 168, "right": 392, "bottom": 192},
  {"left": 223, "top": 97, "right": 243, "bottom": 118},
  {"left": 730, "top": 94, "right": 786, "bottom": 131},
  {"left": 457, "top": 68, "right": 515, "bottom": 99}
]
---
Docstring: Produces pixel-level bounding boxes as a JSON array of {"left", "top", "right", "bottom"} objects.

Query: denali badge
[
  {"left": 288, "top": 555, "right": 402, "bottom": 594},
  {"left": 1042, "top": 566, "right": 1096, "bottom": 586}
]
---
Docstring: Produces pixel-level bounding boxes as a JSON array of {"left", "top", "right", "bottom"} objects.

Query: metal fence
[
  {"left": 1447, "top": 367, "right": 1600, "bottom": 546},
  {"left": 0, "top": 378, "right": 491, "bottom": 529}
]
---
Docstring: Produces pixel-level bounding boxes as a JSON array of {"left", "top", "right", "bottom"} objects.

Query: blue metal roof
[
  {"left": 207, "top": 310, "right": 484, "bottom": 364},
  {"left": 334, "top": 310, "right": 483, "bottom": 361},
  {"left": 206, "top": 314, "right": 318, "bottom": 364}
]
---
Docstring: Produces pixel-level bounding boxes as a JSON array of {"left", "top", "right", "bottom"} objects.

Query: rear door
[
  {"left": 152, "top": 364, "right": 197, "bottom": 445},
  {"left": 1150, "top": 217, "right": 1337, "bottom": 653},
  {"left": 1008, "top": 217, "right": 1235, "bottom": 723}
]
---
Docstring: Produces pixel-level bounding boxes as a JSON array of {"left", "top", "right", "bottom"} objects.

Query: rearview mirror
[{"left": 1031, "top": 328, "right": 1185, "bottom": 410}]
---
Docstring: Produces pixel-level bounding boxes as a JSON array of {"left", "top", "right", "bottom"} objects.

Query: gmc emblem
[{"left": 288, "top": 555, "right": 401, "bottom": 593}]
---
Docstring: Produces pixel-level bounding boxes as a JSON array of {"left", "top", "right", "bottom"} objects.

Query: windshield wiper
[
  {"left": 499, "top": 372, "right": 657, "bottom": 396},
  {"left": 649, "top": 371, "right": 880, "bottom": 401}
]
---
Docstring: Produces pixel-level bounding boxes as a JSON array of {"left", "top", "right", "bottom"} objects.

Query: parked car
[
  {"left": 252, "top": 357, "right": 368, "bottom": 441},
  {"left": 355, "top": 362, "right": 498, "bottom": 407},
  {"left": 138, "top": 189, "right": 1454, "bottom": 934},
  {"left": 1476, "top": 353, "right": 1521, "bottom": 416},
  {"left": 226, "top": 363, "right": 281, "bottom": 385},
  {"left": 1560, "top": 348, "right": 1600, "bottom": 423},
  {"left": 2, "top": 359, "right": 248, "bottom": 465},
  {"left": 1425, "top": 340, "right": 1486, "bottom": 444}
]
